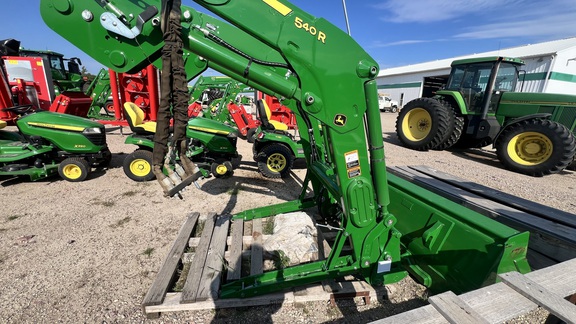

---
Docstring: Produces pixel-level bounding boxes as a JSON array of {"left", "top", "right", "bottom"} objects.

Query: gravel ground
[{"left": 0, "top": 112, "right": 573, "bottom": 323}]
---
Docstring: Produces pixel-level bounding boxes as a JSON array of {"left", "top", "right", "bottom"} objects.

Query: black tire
[
  {"left": 104, "top": 100, "right": 115, "bottom": 114},
  {"left": 246, "top": 128, "right": 258, "bottom": 144},
  {"left": 495, "top": 119, "right": 576, "bottom": 177},
  {"left": 58, "top": 157, "right": 91, "bottom": 182},
  {"left": 566, "top": 159, "right": 576, "bottom": 171},
  {"left": 390, "top": 106, "right": 398, "bottom": 113},
  {"left": 395, "top": 98, "right": 454, "bottom": 151},
  {"left": 123, "top": 150, "right": 155, "bottom": 182},
  {"left": 257, "top": 143, "right": 294, "bottom": 178},
  {"left": 211, "top": 159, "right": 234, "bottom": 178},
  {"left": 435, "top": 102, "right": 464, "bottom": 150}
]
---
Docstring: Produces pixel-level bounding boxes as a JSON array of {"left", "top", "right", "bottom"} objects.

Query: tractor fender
[
  {"left": 493, "top": 113, "right": 552, "bottom": 146},
  {"left": 435, "top": 91, "right": 467, "bottom": 115}
]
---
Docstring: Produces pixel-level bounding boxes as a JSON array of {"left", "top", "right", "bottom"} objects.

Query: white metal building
[{"left": 377, "top": 37, "right": 576, "bottom": 108}]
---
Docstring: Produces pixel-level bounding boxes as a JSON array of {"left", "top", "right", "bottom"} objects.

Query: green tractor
[
  {"left": 0, "top": 104, "right": 111, "bottom": 182},
  {"left": 396, "top": 56, "right": 576, "bottom": 176},
  {"left": 18, "top": 48, "right": 86, "bottom": 95},
  {"left": 84, "top": 68, "right": 114, "bottom": 119}
]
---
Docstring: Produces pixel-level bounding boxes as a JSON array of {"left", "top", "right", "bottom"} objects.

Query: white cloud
[
  {"left": 453, "top": 2, "right": 576, "bottom": 40},
  {"left": 372, "top": 0, "right": 519, "bottom": 23},
  {"left": 371, "top": 0, "right": 576, "bottom": 42},
  {"left": 371, "top": 39, "right": 430, "bottom": 48}
]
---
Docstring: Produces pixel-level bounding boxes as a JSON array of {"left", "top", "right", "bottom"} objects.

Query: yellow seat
[
  {"left": 123, "top": 102, "right": 157, "bottom": 135},
  {"left": 0, "top": 120, "right": 7, "bottom": 130},
  {"left": 257, "top": 99, "right": 288, "bottom": 131}
]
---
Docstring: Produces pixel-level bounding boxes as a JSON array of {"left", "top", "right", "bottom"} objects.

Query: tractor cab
[
  {"left": 19, "top": 49, "right": 84, "bottom": 93},
  {"left": 444, "top": 57, "right": 524, "bottom": 116}
]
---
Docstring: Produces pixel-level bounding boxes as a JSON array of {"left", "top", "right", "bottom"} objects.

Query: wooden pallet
[
  {"left": 141, "top": 212, "right": 380, "bottom": 318},
  {"left": 370, "top": 258, "right": 576, "bottom": 323}
]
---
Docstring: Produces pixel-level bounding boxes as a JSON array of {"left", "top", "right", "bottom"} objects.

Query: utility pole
[{"left": 341, "top": 0, "right": 351, "bottom": 36}]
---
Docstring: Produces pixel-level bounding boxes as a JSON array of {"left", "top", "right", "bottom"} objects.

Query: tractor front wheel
[
  {"left": 211, "top": 159, "right": 234, "bottom": 178},
  {"left": 395, "top": 98, "right": 454, "bottom": 151},
  {"left": 495, "top": 119, "right": 576, "bottom": 176},
  {"left": 58, "top": 157, "right": 91, "bottom": 182},
  {"left": 123, "top": 150, "right": 155, "bottom": 182},
  {"left": 257, "top": 143, "right": 294, "bottom": 178}
]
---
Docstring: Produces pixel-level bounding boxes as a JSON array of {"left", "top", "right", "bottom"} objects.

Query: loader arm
[{"left": 40, "top": 0, "right": 530, "bottom": 298}]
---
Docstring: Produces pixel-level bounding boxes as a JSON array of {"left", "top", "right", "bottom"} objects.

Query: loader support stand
[{"left": 153, "top": 0, "right": 199, "bottom": 195}]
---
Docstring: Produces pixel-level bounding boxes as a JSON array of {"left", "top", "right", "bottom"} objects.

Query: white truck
[{"left": 378, "top": 95, "right": 399, "bottom": 113}]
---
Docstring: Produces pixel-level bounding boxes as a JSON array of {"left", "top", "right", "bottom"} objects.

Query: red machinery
[
  {"left": 257, "top": 92, "right": 297, "bottom": 130},
  {"left": 0, "top": 55, "right": 92, "bottom": 124},
  {"left": 102, "top": 65, "right": 159, "bottom": 126},
  {"left": 0, "top": 38, "right": 158, "bottom": 126}
]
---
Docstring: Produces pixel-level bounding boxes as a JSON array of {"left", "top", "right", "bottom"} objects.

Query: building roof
[{"left": 378, "top": 37, "right": 576, "bottom": 77}]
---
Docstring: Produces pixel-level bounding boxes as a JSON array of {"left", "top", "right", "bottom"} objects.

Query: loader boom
[{"left": 40, "top": 0, "right": 531, "bottom": 298}]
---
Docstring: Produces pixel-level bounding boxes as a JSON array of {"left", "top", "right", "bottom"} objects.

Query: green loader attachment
[{"left": 40, "top": 0, "right": 531, "bottom": 301}]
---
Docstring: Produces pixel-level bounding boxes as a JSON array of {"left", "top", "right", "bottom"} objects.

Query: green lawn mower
[
  {"left": 0, "top": 105, "right": 111, "bottom": 182},
  {"left": 251, "top": 99, "right": 304, "bottom": 178},
  {"left": 122, "top": 102, "right": 241, "bottom": 182}
]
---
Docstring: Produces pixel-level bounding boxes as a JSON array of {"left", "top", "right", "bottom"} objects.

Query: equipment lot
[{"left": 0, "top": 113, "right": 573, "bottom": 322}]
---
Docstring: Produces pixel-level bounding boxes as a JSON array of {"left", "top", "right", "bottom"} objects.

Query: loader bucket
[{"left": 386, "top": 172, "right": 531, "bottom": 294}]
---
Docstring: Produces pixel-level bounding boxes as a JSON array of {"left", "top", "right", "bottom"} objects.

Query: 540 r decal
[{"left": 294, "top": 17, "right": 326, "bottom": 43}]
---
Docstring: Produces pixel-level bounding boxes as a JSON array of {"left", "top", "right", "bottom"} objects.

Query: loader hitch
[{"left": 153, "top": 143, "right": 207, "bottom": 198}]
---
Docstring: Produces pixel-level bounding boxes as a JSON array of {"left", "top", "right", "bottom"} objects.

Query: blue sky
[{"left": 3, "top": 1, "right": 576, "bottom": 74}]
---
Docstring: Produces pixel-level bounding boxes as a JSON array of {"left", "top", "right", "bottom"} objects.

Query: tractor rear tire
[
  {"left": 59, "top": 157, "right": 91, "bottom": 182},
  {"left": 566, "top": 159, "right": 576, "bottom": 171},
  {"left": 257, "top": 143, "right": 294, "bottom": 178},
  {"left": 435, "top": 102, "right": 464, "bottom": 150},
  {"left": 495, "top": 119, "right": 576, "bottom": 177},
  {"left": 123, "top": 150, "right": 155, "bottom": 182},
  {"left": 396, "top": 98, "right": 454, "bottom": 151}
]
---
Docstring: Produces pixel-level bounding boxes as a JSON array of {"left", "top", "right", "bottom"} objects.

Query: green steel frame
[{"left": 40, "top": 0, "right": 531, "bottom": 298}]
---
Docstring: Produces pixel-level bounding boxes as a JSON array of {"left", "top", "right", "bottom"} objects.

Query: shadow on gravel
[
  {"left": 324, "top": 293, "right": 429, "bottom": 324},
  {"left": 382, "top": 132, "right": 403, "bottom": 147}
]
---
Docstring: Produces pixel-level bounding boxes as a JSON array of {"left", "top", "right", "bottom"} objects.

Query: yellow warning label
[{"left": 263, "top": 0, "right": 292, "bottom": 16}]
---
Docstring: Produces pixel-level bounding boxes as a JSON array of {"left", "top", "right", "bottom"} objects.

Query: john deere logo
[{"left": 334, "top": 114, "right": 347, "bottom": 126}]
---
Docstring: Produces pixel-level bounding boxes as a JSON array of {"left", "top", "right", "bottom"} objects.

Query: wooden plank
[
  {"left": 226, "top": 218, "right": 244, "bottom": 281},
  {"left": 142, "top": 212, "right": 200, "bottom": 308},
  {"left": 189, "top": 233, "right": 272, "bottom": 248},
  {"left": 524, "top": 258, "right": 576, "bottom": 296},
  {"left": 250, "top": 218, "right": 263, "bottom": 275},
  {"left": 370, "top": 305, "right": 446, "bottom": 324},
  {"left": 499, "top": 271, "right": 576, "bottom": 323},
  {"left": 371, "top": 259, "right": 576, "bottom": 324},
  {"left": 145, "top": 290, "right": 295, "bottom": 313},
  {"left": 409, "top": 165, "right": 576, "bottom": 228},
  {"left": 388, "top": 166, "right": 576, "bottom": 263},
  {"left": 144, "top": 278, "right": 380, "bottom": 313},
  {"left": 180, "top": 213, "right": 217, "bottom": 303},
  {"left": 428, "top": 291, "right": 488, "bottom": 324},
  {"left": 196, "top": 215, "right": 232, "bottom": 301}
]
